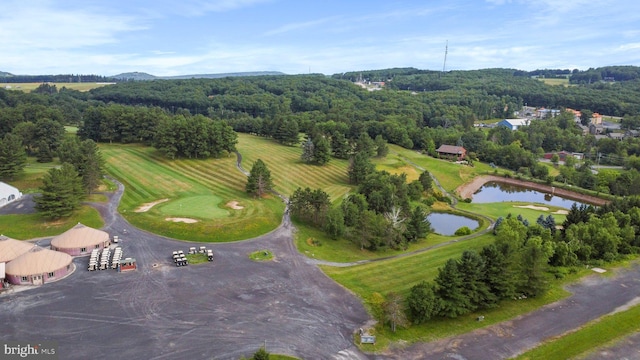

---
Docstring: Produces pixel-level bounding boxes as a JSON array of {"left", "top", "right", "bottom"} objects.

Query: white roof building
[{"left": 0, "top": 182, "right": 22, "bottom": 208}]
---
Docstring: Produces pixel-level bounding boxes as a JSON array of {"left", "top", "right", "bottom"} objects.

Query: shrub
[{"left": 454, "top": 226, "right": 472, "bottom": 236}]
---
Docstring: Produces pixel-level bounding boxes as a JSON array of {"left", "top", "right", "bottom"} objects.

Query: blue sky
[{"left": 2, "top": 0, "right": 640, "bottom": 76}]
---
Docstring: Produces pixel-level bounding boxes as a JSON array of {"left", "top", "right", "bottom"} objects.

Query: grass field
[
  {"left": 456, "top": 201, "right": 568, "bottom": 223},
  {"left": 323, "top": 233, "right": 593, "bottom": 350},
  {"left": 0, "top": 205, "right": 103, "bottom": 239},
  {"left": 514, "top": 303, "right": 640, "bottom": 360},
  {"left": 387, "top": 144, "right": 496, "bottom": 193},
  {"left": 101, "top": 143, "right": 283, "bottom": 242},
  {"left": 2, "top": 82, "right": 113, "bottom": 92},
  {"left": 237, "top": 133, "right": 354, "bottom": 202},
  {"left": 539, "top": 78, "right": 571, "bottom": 86}
]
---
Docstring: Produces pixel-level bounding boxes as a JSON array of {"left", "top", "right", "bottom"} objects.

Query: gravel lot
[
  {"left": 0, "top": 183, "right": 370, "bottom": 360},
  {"left": 3, "top": 181, "right": 640, "bottom": 359}
]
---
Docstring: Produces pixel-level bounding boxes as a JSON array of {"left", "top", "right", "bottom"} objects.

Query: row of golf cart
[{"left": 171, "top": 246, "right": 214, "bottom": 267}]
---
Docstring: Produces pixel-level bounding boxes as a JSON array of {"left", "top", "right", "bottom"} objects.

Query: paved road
[
  {"left": 373, "top": 265, "right": 640, "bottom": 360},
  {"left": 1, "top": 180, "right": 370, "bottom": 360}
]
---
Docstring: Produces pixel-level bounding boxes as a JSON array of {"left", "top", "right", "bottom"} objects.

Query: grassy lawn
[
  {"left": 2, "top": 82, "right": 113, "bottom": 92},
  {"left": 322, "top": 233, "right": 496, "bottom": 298},
  {"left": 456, "top": 201, "right": 568, "bottom": 224},
  {"left": 539, "top": 78, "right": 570, "bottom": 86},
  {"left": 387, "top": 144, "right": 496, "bottom": 193},
  {"left": 249, "top": 249, "right": 273, "bottom": 261},
  {"left": 513, "top": 303, "right": 640, "bottom": 360},
  {"left": 101, "top": 143, "right": 284, "bottom": 242},
  {"left": 9, "top": 157, "right": 61, "bottom": 192},
  {"left": 324, "top": 241, "right": 593, "bottom": 351},
  {"left": 237, "top": 133, "right": 354, "bottom": 202},
  {"left": 185, "top": 252, "right": 209, "bottom": 265},
  {"left": 0, "top": 205, "right": 103, "bottom": 239}
]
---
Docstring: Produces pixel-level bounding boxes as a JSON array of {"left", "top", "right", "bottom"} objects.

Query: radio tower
[{"left": 442, "top": 40, "right": 448, "bottom": 75}]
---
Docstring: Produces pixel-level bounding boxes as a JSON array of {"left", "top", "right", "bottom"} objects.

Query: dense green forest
[{"left": 3, "top": 66, "right": 640, "bottom": 198}]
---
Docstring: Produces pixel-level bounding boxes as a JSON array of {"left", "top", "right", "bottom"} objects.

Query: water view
[
  {"left": 427, "top": 213, "right": 479, "bottom": 236},
  {"left": 472, "top": 182, "right": 581, "bottom": 208}
]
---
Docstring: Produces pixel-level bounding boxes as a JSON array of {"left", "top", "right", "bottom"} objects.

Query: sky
[{"left": 2, "top": 0, "right": 640, "bottom": 76}]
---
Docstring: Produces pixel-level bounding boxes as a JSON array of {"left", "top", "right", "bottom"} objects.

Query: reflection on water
[
  {"left": 426, "top": 213, "right": 479, "bottom": 236},
  {"left": 472, "top": 182, "right": 581, "bottom": 208}
]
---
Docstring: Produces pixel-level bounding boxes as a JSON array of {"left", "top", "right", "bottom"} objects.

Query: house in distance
[{"left": 436, "top": 145, "right": 467, "bottom": 161}]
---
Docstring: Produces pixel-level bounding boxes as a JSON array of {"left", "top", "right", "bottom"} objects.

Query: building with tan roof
[
  {"left": 0, "top": 235, "right": 34, "bottom": 263},
  {"left": 51, "top": 223, "right": 110, "bottom": 256},
  {"left": 5, "top": 247, "right": 73, "bottom": 285}
]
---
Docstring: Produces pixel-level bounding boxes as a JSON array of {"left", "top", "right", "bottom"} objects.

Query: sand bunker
[
  {"left": 514, "top": 205, "right": 549, "bottom": 211},
  {"left": 165, "top": 217, "right": 198, "bottom": 223},
  {"left": 226, "top": 201, "right": 244, "bottom": 210},
  {"left": 553, "top": 209, "right": 569, "bottom": 215},
  {"left": 135, "top": 198, "right": 169, "bottom": 212}
]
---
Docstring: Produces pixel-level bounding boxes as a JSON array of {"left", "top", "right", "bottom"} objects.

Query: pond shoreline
[{"left": 455, "top": 175, "right": 610, "bottom": 206}]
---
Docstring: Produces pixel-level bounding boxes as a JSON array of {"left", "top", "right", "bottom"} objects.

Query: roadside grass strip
[{"left": 513, "top": 303, "right": 640, "bottom": 360}]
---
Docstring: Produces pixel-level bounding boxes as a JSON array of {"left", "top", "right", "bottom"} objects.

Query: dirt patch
[
  {"left": 135, "top": 198, "right": 169, "bottom": 213},
  {"left": 515, "top": 204, "right": 549, "bottom": 211},
  {"left": 226, "top": 200, "right": 244, "bottom": 210},
  {"left": 165, "top": 217, "right": 198, "bottom": 223}
]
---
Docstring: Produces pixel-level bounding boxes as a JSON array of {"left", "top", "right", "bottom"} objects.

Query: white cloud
[
  {"left": 263, "top": 16, "right": 342, "bottom": 36},
  {"left": 0, "top": 1, "right": 144, "bottom": 51}
]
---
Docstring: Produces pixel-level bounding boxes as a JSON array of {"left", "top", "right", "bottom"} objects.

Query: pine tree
[
  {"left": 246, "top": 159, "right": 273, "bottom": 198},
  {"left": 313, "top": 136, "right": 331, "bottom": 165},
  {"left": 435, "top": 258, "right": 470, "bottom": 318},
  {"left": 0, "top": 133, "right": 27, "bottom": 180},
  {"left": 34, "top": 163, "right": 85, "bottom": 218},
  {"left": 348, "top": 152, "right": 375, "bottom": 185},
  {"left": 300, "top": 138, "right": 315, "bottom": 163}
]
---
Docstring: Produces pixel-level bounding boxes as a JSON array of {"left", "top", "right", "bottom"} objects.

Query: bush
[
  {"left": 454, "top": 226, "right": 472, "bottom": 236},
  {"left": 463, "top": 197, "right": 472, "bottom": 203}
]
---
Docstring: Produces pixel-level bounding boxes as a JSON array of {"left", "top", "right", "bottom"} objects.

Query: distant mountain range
[
  {"left": 110, "top": 71, "right": 286, "bottom": 80},
  {"left": 0, "top": 70, "right": 286, "bottom": 82}
]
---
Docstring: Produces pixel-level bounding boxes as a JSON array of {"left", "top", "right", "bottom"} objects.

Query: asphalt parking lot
[{"left": 0, "top": 184, "right": 370, "bottom": 360}]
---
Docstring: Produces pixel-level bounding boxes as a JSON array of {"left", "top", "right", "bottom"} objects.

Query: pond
[
  {"left": 472, "top": 182, "right": 582, "bottom": 208},
  {"left": 426, "top": 213, "right": 480, "bottom": 236}
]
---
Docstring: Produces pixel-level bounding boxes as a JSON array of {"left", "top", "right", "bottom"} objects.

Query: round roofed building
[
  {"left": 5, "top": 247, "right": 73, "bottom": 285},
  {"left": 51, "top": 223, "right": 110, "bottom": 256},
  {"left": 0, "top": 235, "right": 35, "bottom": 263}
]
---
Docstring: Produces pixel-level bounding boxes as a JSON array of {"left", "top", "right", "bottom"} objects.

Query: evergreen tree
[
  {"left": 418, "top": 170, "right": 433, "bottom": 192},
  {"left": 34, "top": 163, "right": 85, "bottom": 218},
  {"left": 354, "top": 132, "right": 375, "bottom": 157},
  {"left": 374, "top": 134, "right": 389, "bottom": 157},
  {"left": 331, "top": 132, "right": 351, "bottom": 159},
  {"left": 0, "top": 133, "right": 27, "bottom": 180},
  {"left": 407, "top": 281, "right": 441, "bottom": 324},
  {"left": 313, "top": 136, "right": 331, "bottom": 165},
  {"left": 246, "top": 159, "right": 273, "bottom": 198},
  {"left": 435, "top": 258, "right": 470, "bottom": 318},
  {"left": 300, "top": 138, "right": 314, "bottom": 163},
  {"left": 58, "top": 137, "right": 105, "bottom": 193},
  {"left": 274, "top": 119, "right": 299, "bottom": 145},
  {"left": 252, "top": 347, "right": 269, "bottom": 360},
  {"left": 458, "top": 250, "right": 495, "bottom": 310},
  {"left": 480, "top": 244, "right": 516, "bottom": 301},
  {"left": 404, "top": 206, "right": 430, "bottom": 242},
  {"left": 348, "top": 152, "right": 375, "bottom": 185}
]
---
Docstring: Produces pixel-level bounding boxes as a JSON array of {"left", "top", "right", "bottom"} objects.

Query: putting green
[{"left": 158, "top": 195, "right": 230, "bottom": 220}]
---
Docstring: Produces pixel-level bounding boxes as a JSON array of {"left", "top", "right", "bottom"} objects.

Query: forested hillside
[{"left": 3, "top": 67, "right": 640, "bottom": 196}]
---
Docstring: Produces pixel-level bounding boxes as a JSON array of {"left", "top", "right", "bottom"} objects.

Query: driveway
[{"left": 0, "top": 181, "right": 370, "bottom": 360}]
